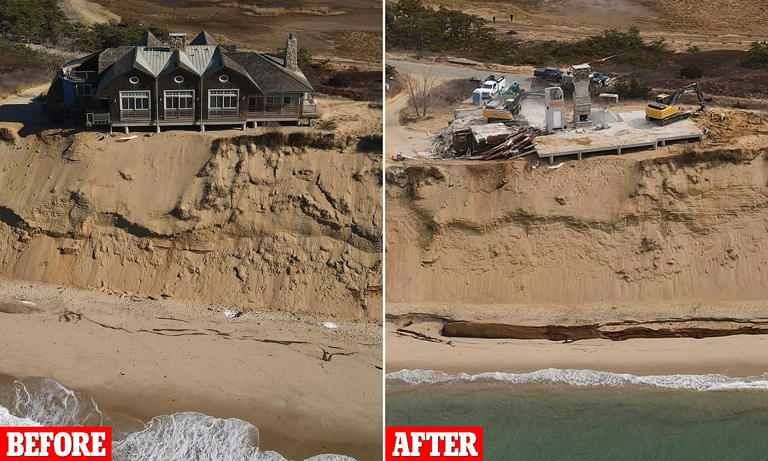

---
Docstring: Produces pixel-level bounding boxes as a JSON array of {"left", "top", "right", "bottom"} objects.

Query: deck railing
[
  {"left": 164, "top": 108, "right": 195, "bottom": 120},
  {"left": 207, "top": 108, "right": 239, "bottom": 119},
  {"left": 119, "top": 109, "right": 151, "bottom": 121},
  {"left": 247, "top": 104, "right": 305, "bottom": 118}
]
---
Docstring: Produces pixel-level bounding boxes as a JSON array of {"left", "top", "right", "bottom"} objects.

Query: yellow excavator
[
  {"left": 483, "top": 90, "right": 544, "bottom": 122},
  {"left": 645, "top": 82, "right": 706, "bottom": 125}
]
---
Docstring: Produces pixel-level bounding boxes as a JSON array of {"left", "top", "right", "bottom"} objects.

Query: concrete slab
[{"left": 535, "top": 110, "right": 702, "bottom": 161}]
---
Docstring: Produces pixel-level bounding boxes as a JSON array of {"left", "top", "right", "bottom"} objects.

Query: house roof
[
  {"left": 98, "top": 46, "right": 133, "bottom": 74},
  {"left": 190, "top": 30, "right": 217, "bottom": 46},
  {"left": 136, "top": 31, "right": 164, "bottom": 47},
  {"left": 70, "top": 32, "right": 313, "bottom": 96},
  {"left": 179, "top": 45, "right": 218, "bottom": 75},
  {"left": 228, "top": 51, "right": 313, "bottom": 93},
  {"left": 61, "top": 51, "right": 100, "bottom": 70}
]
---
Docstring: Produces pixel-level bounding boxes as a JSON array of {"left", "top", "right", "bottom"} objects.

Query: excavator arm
[{"left": 665, "top": 82, "right": 705, "bottom": 110}]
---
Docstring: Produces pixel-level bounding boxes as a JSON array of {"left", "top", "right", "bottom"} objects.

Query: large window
[
  {"left": 209, "top": 89, "right": 238, "bottom": 110},
  {"left": 120, "top": 91, "right": 150, "bottom": 111},
  {"left": 165, "top": 90, "right": 194, "bottom": 110},
  {"left": 164, "top": 90, "right": 194, "bottom": 119},
  {"left": 265, "top": 95, "right": 281, "bottom": 107},
  {"left": 208, "top": 89, "right": 238, "bottom": 118},
  {"left": 248, "top": 96, "right": 264, "bottom": 112}
]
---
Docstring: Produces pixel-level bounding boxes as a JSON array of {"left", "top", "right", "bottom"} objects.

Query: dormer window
[
  {"left": 174, "top": 75, "right": 185, "bottom": 84},
  {"left": 129, "top": 76, "right": 139, "bottom": 85},
  {"left": 218, "top": 75, "right": 229, "bottom": 83}
]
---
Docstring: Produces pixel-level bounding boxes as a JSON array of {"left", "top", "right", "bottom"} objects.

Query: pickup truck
[{"left": 478, "top": 75, "right": 506, "bottom": 99}]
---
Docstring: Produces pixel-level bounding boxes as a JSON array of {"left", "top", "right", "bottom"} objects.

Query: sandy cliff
[
  {"left": 0, "top": 128, "right": 382, "bottom": 319},
  {"left": 386, "top": 113, "right": 768, "bottom": 312}
]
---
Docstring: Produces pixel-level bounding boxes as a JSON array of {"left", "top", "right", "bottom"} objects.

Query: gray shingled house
[{"left": 46, "top": 31, "right": 316, "bottom": 132}]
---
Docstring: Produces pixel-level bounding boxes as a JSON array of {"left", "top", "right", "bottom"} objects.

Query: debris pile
[
  {"left": 467, "top": 126, "right": 537, "bottom": 160},
  {"left": 429, "top": 115, "right": 487, "bottom": 157}
]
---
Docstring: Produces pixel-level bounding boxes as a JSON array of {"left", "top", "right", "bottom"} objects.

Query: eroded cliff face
[
  {"left": 0, "top": 129, "right": 382, "bottom": 319},
  {"left": 386, "top": 142, "right": 768, "bottom": 310}
]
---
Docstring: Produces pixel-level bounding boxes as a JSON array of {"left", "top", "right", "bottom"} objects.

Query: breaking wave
[
  {"left": 386, "top": 368, "right": 768, "bottom": 391},
  {"left": 0, "top": 378, "right": 355, "bottom": 461}
]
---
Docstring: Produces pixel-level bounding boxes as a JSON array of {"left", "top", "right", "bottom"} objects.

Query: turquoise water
[{"left": 387, "top": 379, "right": 768, "bottom": 460}]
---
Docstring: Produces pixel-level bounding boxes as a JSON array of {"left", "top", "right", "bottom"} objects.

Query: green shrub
[
  {"left": 614, "top": 77, "right": 651, "bottom": 100},
  {"left": 742, "top": 41, "right": 768, "bottom": 69},
  {"left": 679, "top": 64, "right": 703, "bottom": 79},
  {"left": 0, "top": 0, "right": 70, "bottom": 44}
]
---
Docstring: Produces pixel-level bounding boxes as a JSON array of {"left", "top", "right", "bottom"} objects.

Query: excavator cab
[{"left": 645, "top": 83, "right": 705, "bottom": 125}]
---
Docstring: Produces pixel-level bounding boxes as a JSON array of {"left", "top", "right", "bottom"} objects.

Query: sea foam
[
  {"left": 2, "top": 379, "right": 356, "bottom": 461},
  {"left": 386, "top": 368, "right": 768, "bottom": 391}
]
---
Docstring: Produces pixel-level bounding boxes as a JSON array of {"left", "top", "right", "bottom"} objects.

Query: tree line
[{"left": 0, "top": 0, "right": 166, "bottom": 51}]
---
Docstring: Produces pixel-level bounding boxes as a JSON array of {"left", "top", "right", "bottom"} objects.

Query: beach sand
[
  {"left": 0, "top": 280, "right": 382, "bottom": 460},
  {"left": 386, "top": 303, "right": 768, "bottom": 377}
]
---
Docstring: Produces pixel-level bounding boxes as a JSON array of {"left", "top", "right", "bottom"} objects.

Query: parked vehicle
[
  {"left": 478, "top": 75, "right": 506, "bottom": 99},
  {"left": 589, "top": 71, "right": 611, "bottom": 87},
  {"left": 533, "top": 67, "right": 563, "bottom": 83}
]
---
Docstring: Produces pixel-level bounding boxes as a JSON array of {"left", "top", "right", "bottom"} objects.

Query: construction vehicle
[
  {"left": 483, "top": 90, "right": 544, "bottom": 122},
  {"left": 645, "top": 82, "right": 706, "bottom": 125}
]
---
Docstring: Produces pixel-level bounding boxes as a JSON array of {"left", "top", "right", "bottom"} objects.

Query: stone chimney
[
  {"left": 284, "top": 33, "right": 298, "bottom": 71},
  {"left": 168, "top": 32, "right": 187, "bottom": 51}
]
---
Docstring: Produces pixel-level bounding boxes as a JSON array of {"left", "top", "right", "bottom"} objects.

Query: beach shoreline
[
  {"left": 0, "top": 280, "right": 382, "bottom": 460},
  {"left": 386, "top": 317, "right": 768, "bottom": 378}
]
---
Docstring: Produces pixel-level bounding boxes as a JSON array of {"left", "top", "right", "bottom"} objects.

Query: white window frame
[
  {"left": 173, "top": 75, "right": 185, "bottom": 84},
  {"left": 208, "top": 89, "right": 239, "bottom": 111},
  {"left": 128, "top": 76, "right": 140, "bottom": 85},
  {"left": 119, "top": 90, "right": 150, "bottom": 111},
  {"left": 164, "top": 90, "right": 195, "bottom": 110}
]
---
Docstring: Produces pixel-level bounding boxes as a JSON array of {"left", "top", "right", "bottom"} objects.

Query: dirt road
[
  {"left": 59, "top": 0, "right": 120, "bottom": 24},
  {"left": 0, "top": 84, "right": 48, "bottom": 127},
  {"left": 385, "top": 92, "right": 431, "bottom": 156},
  {"left": 385, "top": 59, "right": 532, "bottom": 156},
  {"left": 388, "top": 59, "right": 532, "bottom": 86}
]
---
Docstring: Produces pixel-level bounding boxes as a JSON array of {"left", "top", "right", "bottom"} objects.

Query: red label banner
[
  {"left": 386, "top": 426, "right": 483, "bottom": 460},
  {"left": 0, "top": 428, "right": 112, "bottom": 460}
]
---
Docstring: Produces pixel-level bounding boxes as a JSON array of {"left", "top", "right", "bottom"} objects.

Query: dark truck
[{"left": 533, "top": 67, "right": 563, "bottom": 83}]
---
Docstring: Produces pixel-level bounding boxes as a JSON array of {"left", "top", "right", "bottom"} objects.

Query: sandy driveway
[
  {"left": 0, "top": 84, "right": 49, "bottom": 128},
  {"left": 59, "top": 0, "right": 120, "bottom": 24},
  {"left": 385, "top": 59, "right": 533, "bottom": 157}
]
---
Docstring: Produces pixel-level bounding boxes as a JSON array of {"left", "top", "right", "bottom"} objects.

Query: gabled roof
[
  {"left": 61, "top": 51, "right": 100, "bottom": 70},
  {"left": 136, "top": 31, "right": 164, "bottom": 47},
  {"left": 96, "top": 48, "right": 151, "bottom": 95},
  {"left": 98, "top": 46, "right": 133, "bottom": 74},
  {"left": 228, "top": 51, "right": 313, "bottom": 93},
  {"left": 190, "top": 30, "right": 217, "bottom": 46},
  {"left": 178, "top": 45, "right": 218, "bottom": 75},
  {"left": 135, "top": 47, "right": 173, "bottom": 76},
  {"left": 70, "top": 32, "right": 313, "bottom": 97}
]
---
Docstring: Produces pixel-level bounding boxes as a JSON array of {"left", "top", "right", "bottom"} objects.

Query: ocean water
[
  {"left": 386, "top": 369, "right": 768, "bottom": 460},
  {"left": 0, "top": 378, "right": 355, "bottom": 461}
]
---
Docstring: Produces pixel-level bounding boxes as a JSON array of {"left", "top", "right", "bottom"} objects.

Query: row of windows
[{"left": 119, "top": 90, "right": 302, "bottom": 112}]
